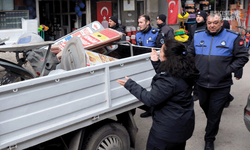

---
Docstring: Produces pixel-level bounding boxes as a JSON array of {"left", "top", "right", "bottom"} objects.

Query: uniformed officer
[
  {"left": 136, "top": 14, "right": 164, "bottom": 48},
  {"left": 135, "top": 14, "right": 164, "bottom": 118},
  {"left": 187, "top": 13, "right": 249, "bottom": 150},
  {"left": 108, "top": 16, "right": 126, "bottom": 34},
  {"left": 156, "top": 14, "right": 174, "bottom": 40}
]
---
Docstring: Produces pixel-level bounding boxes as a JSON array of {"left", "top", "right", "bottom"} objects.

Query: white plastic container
[
  {"left": 2, "top": 0, "right": 14, "bottom": 11},
  {"left": 125, "top": 27, "right": 131, "bottom": 36},
  {"left": 22, "top": 18, "right": 38, "bottom": 34},
  {"left": 126, "top": 36, "right": 131, "bottom": 42},
  {"left": 131, "top": 26, "right": 136, "bottom": 35},
  {"left": 131, "top": 35, "right": 136, "bottom": 44}
]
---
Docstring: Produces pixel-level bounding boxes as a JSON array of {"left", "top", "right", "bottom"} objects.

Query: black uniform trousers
[
  {"left": 146, "top": 130, "right": 186, "bottom": 150},
  {"left": 193, "top": 83, "right": 198, "bottom": 96},
  {"left": 197, "top": 85, "right": 231, "bottom": 142}
]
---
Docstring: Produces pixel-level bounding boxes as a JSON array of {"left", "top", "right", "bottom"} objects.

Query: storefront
[
  {"left": 37, "top": 0, "right": 87, "bottom": 40},
  {"left": 0, "top": 0, "right": 147, "bottom": 40},
  {"left": 39, "top": 0, "right": 146, "bottom": 40},
  {"left": 0, "top": 0, "right": 88, "bottom": 41},
  {"left": 1, "top": 0, "right": 249, "bottom": 41},
  {"left": 158, "top": 0, "right": 250, "bottom": 31},
  {"left": 90, "top": 0, "right": 145, "bottom": 28}
]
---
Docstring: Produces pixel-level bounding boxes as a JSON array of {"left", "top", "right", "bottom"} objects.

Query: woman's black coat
[{"left": 124, "top": 60, "right": 196, "bottom": 143}]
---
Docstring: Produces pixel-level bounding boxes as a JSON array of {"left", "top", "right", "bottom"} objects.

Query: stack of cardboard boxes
[{"left": 230, "top": 3, "right": 246, "bottom": 32}]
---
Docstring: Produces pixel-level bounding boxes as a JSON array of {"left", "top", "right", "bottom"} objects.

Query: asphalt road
[{"left": 134, "top": 60, "right": 250, "bottom": 150}]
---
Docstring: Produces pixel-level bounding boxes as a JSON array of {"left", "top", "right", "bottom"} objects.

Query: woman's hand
[
  {"left": 150, "top": 48, "right": 159, "bottom": 61},
  {"left": 117, "top": 76, "right": 130, "bottom": 86}
]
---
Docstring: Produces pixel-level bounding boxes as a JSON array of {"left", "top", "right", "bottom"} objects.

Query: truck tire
[{"left": 83, "top": 122, "right": 130, "bottom": 150}]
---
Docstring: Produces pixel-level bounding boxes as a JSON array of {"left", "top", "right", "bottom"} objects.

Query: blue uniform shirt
[{"left": 136, "top": 28, "right": 159, "bottom": 47}]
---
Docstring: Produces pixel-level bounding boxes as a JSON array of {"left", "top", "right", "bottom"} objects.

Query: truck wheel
[{"left": 83, "top": 122, "right": 130, "bottom": 150}]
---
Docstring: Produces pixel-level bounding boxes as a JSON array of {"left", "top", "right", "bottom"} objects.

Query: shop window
[
  {"left": 80, "top": 0, "right": 87, "bottom": 11},
  {"left": 70, "top": 14, "right": 76, "bottom": 31},
  {"left": 64, "top": 28, "right": 67, "bottom": 36},
  {"left": 39, "top": 0, "right": 86, "bottom": 40},
  {"left": 62, "top": 0, "right": 68, "bottom": 12},
  {"left": 70, "top": 1, "right": 76, "bottom": 12},
  {"left": 70, "top": 0, "right": 86, "bottom": 12},
  {"left": 62, "top": 15, "right": 68, "bottom": 26},
  {"left": 54, "top": 15, "right": 61, "bottom": 27},
  {"left": 137, "top": 1, "right": 144, "bottom": 17},
  {"left": 54, "top": 0, "right": 60, "bottom": 13},
  {"left": 82, "top": 14, "right": 86, "bottom": 27}
]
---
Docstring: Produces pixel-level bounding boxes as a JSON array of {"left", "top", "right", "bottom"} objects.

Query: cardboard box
[
  {"left": 230, "top": 4, "right": 236, "bottom": 9},
  {"left": 240, "top": 4, "right": 243, "bottom": 9},
  {"left": 240, "top": 9, "right": 245, "bottom": 15},
  {"left": 231, "top": 20, "right": 239, "bottom": 32}
]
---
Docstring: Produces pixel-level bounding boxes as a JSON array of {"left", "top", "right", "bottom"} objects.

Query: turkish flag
[
  {"left": 97, "top": 2, "right": 112, "bottom": 28},
  {"left": 167, "top": 0, "right": 179, "bottom": 25}
]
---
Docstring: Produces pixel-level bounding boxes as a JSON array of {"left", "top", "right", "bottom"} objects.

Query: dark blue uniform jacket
[
  {"left": 124, "top": 60, "right": 199, "bottom": 143},
  {"left": 188, "top": 28, "right": 249, "bottom": 88},
  {"left": 135, "top": 25, "right": 163, "bottom": 48}
]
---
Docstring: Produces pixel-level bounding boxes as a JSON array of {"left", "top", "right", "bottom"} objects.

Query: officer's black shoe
[
  {"left": 224, "top": 101, "right": 230, "bottom": 108},
  {"left": 224, "top": 94, "right": 234, "bottom": 108},
  {"left": 140, "top": 111, "right": 151, "bottom": 118},
  {"left": 193, "top": 95, "right": 199, "bottom": 101},
  {"left": 204, "top": 141, "right": 214, "bottom": 150}
]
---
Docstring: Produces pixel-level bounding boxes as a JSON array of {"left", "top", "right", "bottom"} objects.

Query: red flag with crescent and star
[
  {"left": 97, "top": 2, "right": 112, "bottom": 28},
  {"left": 167, "top": 0, "right": 179, "bottom": 25}
]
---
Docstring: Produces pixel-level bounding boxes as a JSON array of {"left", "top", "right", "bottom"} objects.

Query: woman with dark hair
[{"left": 117, "top": 39, "right": 199, "bottom": 150}]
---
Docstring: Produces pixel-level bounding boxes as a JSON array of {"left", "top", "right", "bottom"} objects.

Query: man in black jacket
[
  {"left": 187, "top": 10, "right": 207, "bottom": 46},
  {"left": 187, "top": 10, "right": 207, "bottom": 101},
  {"left": 156, "top": 14, "right": 174, "bottom": 40},
  {"left": 188, "top": 13, "right": 249, "bottom": 150},
  {"left": 108, "top": 16, "right": 126, "bottom": 34}
]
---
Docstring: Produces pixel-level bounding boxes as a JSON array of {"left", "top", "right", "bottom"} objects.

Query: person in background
[
  {"left": 156, "top": 14, "right": 174, "bottom": 40},
  {"left": 187, "top": 10, "right": 207, "bottom": 46},
  {"left": 136, "top": 14, "right": 164, "bottom": 48},
  {"left": 135, "top": 14, "right": 165, "bottom": 117},
  {"left": 107, "top": 16, "right": 125, "bottom": 57},
  {"left": 117, "top": 39, "right": 199, "bottom": 150},
  {"left": 187, "top": 13, "right": 249, "bottom": 150},
  {"left": 187, "top": 10, "right": 207, "bottom": 102},
  {"left": 108, "top": 16, "right": 126, "bottom": 34}
]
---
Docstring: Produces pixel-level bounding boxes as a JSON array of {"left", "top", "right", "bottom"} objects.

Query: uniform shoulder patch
[
  {"left": 195, "top": 29, "right": 205, "bottom": 33},
  {"left": 226, "top": 29, "right": 239, "bottom": 35},
  {"left": 160, "top": 72, "right": 167, "bottom": 75},
  {"left": 239, "top": 40, "right": 244, "bottom": 46},
  {"left": 151, "top": 28, "right": 159, "bottom": 34}
]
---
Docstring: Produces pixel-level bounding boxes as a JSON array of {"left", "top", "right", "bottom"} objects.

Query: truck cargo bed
[{"left": 0, "top": 52, "right": 155, "bottom": 150}]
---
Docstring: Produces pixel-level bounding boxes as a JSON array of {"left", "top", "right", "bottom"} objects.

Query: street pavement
[{"left": 134, "top": 60, "right": 250, "bottom": 150}]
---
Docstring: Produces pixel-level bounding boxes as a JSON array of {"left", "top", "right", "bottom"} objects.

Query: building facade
[{"left": 0, "top": 0, "right": 249, "bottom": 41}]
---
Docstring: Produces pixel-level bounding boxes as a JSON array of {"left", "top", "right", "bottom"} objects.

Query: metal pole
[
  {"left": 86, "top": 0, "right": 91, "bottom": 24},
  {"left": 36, "top": 0, "right": 40, "bottom": 27},
  {"left": 114, "top": 41, "right": 134, "bottom": 56},
  {"left": 214, "top": 0, "right": 216, "bottom": 11},
  {"left": 226, "top": 0, "right": 228, "bottom": 10},
  {"left": 118, "top": 0, "right": 120, "bottom": 22},
  {"left": 40, "top": 44, "right": 52, "bottom": 76}
]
